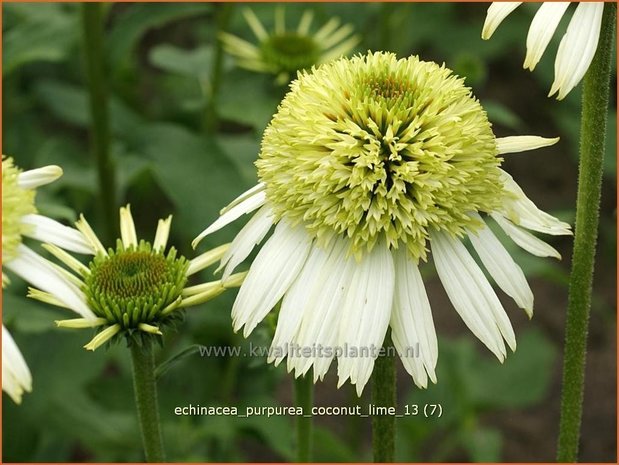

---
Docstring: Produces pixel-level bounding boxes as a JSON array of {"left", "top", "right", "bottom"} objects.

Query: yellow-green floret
[{"left": 257, "top": 52, "right": 504, "bottom": 261}]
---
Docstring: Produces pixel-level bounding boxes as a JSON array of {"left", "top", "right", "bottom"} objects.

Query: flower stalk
[
  {"left": 372, "top": 333, "right": 396, "bottom": 462},
  {"left": 294, "top": 370, "right": 314, "bottom": 462},
  {"left": 131, "top": 341, "right": 166, "bottom": 462},
  {"left": 557, "top": 3, "right": 616, "bottom": 462},
  {"left": 81, "top": 3, "right": 117, "bottom": 242}
]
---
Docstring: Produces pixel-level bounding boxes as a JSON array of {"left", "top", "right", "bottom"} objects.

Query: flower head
[
  {"left": 27, "top": 205, "right": 244, "bottom": 351},
  {"left": 194, "top": 52, "right": 572, "bottom": 395},
  {"left": 220, "top": 8, "right": 360, "bottom": 84},
  {"left": 2, "top": 156, "right": 93, "bottom": 403},
  {"left": 482, "top": 2, "right": 605, "bottom": 100}
]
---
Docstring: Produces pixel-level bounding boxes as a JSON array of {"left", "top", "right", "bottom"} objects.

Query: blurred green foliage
[{"left": 2, "top": 2, "right": 616, "bottom": 462}]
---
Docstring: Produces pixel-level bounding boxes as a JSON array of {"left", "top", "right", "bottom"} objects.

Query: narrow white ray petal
[
  {"left": 219, "top": 32, "right": 262, "bottom": 59},
  {"left": 337, "top": 242, "right": 395, "bottom": 396},
  {"left": 28, "top": 288, "right": 72, "bottom": 309},
  {"left": 220, "top": 183, "right": 266, "bottom": 215},
  {"left": 75, "top": 214, "right": 107, "bottom": 256},
  {"left": 192, "top": 190, "right": 266, "bottom": 248},
  {"left": 6, "top": 245, "right": 95, "bottom": 319},
  {"left": 119, "top": 205, "right": 138, "bottom": 248},
  {"left": 153, "top": 215, "right": 172, "bottom": 251},
  {"left": 492, "top": 213, "right": 562, "bottom": 259},
  {"left": 219, "top": 206, "right": 274, "bottom": 280},
  {"left": 468, "top": 213, "right": 534, "bottom": 317},
  {"left": 496, "top": 136, "right": 560, "bottom": 154},
  {"left": 187, "top": 243, "right": 230, "bottom": 276},
  {"left": 297, "top": 10, "right": 314, "bottom": 35},
  {"left": 391, "top": 248, "right": 438, "bottom": 388},
  {"left": 432, "top": 231, "right": 515, "bottom": 360},
  {"left": 481, "top": 2, "right": 522, "bottom": 40},
  {"left": 242, "top": 8, "right": 268, "bottom": 41},
  {"left": 84, "top": 324, "right": 121, "bottom": 351},
  {"left": 17, "top": 165, "right": 62, "bottom": 189},
  {"left": 319, "top": 35, "right": 361, "bottom": 63},
  {"left": 232, "top": 221, "right": 312, "bottom": 337},
  {"left": 320, "top": 24, "right": 354, "bottom": 50},
  {"left": 274, "top": 7, "right": 285, "bottom": 35},
  {"left": 21, "top": 214, "right": 94, "bottom": 255},
  {"left": 314, "top": 18, "right": 341, "bottom": 42},
  {"left": 500, "top": 171, "right": 572, "bottom": 235},
  {"left": 549, "top": 2, "right": 604, "bottom": 100},
  {"left": 42, "top": 243, "right": 90, "bottom": 276},
  {"left": 272, "top": 239, "right": 338, "bottom": 370},
  {"left": 524, "top": 2, "right": 570, "bottom": 70},
  {"left": 56, "top": 317, "right": 107, "bottom": 329},
  {"left": 2, "top": 325, "right": 32, "bottom": 403}
]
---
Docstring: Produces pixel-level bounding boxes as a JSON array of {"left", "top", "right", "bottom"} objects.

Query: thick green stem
[
  {"left": 294, "top": 370, "right": 313, "bottom": 462},
  {"left": 131, "top": 342, "right": 166, "bottom": 462},
  {"left": 205, "top": 3, "right": 234, "bottom": 134},
  {"left": 81, "top": 4, "right": 116, "bottom": 242},
  {"left": 372, "top": 333, "right": 396, "bottom": 462},
  {"left": 557, "top": 4, "right": 615, "bottom": 462}
]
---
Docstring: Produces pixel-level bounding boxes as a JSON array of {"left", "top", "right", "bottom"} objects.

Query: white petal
[
  {"left": 6, "top": 245, "right": 94, "bottom": 319},
  {"left": 524, "top": 2, "right": 570, "bottom": 70},
  {"left": 21, "top": 214, "right": 94, "bottom": 254},
  {"left": 492, "top": 213, "right": 562, "bottom": 259},
  {"left": 500, "top": 170, "right": 572, "bottom": 236},
  {"left": 297, "top": 10, "right": 314, "bottom": 35},
  {"left": 75, "top": 214, "right": 107, "bottom": 256},
  {"left": 550, "top": 2, "right": 604, "bottom": 100},
  {"left": 314, "top": 18, "right": 341, "bottom": 42},
  {"left": 468, "top": 213, "right": 534, "bottom": 317},
  {"left": 496, "top": 136, "right": 560, "bottom": 154},
  {"left": 337, "top": 242, "right": 395, "bottom": 396},
  {"left": 391, "top": 248, "right": 438, "bottom": 388},
  {"left": 153, "top": 215, "right": 172, "bottom": 251},
  {"left": 481, "top": 2, "right": 522, "bottom": 40},
  {"left": 119, "top": 205, "right": 138, "bottom": 248},
  {"left": 242, "top": 8, "right": 268, "bottom": 41},
  {"left": 17, "top": 165, "right": 62, "bottom": 189},
  {"left": 187, "top": 243, "right": 230, "bottom": 276},
  {"left": 232, "top": 222, "right": 312, "bottom": 337},
  {"left": 2, "top": 325, "right": 32, "bottom": 404},
  {"left": 431, "top": 231, "right": 515, "bottom": 361},
  {"left": 218, "top": 206, "right": 274, "bottom": 280},
  {"left": 192, "top": 190, "right": 266, "bottom": 248}
]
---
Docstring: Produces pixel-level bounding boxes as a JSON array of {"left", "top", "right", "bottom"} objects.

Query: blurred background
[{"left": 2, "top": 2, "right": 616, "bottom": 462}]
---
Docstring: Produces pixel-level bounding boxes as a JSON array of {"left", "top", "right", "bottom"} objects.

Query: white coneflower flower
[
  {"left": 482, "top": 2, "right": 605, "bottom": 100},
  {"left": 2, "top": 156, "right": 94, "bottom": 403},
  {"left": 193, "top": 52, "right": 572, "bottom": 396},
  {"left": 220, "top": 7, "right": 360, "bottom": 84},
  {"left": 26, "top": 205, "right": 244, "bottom": 351}
]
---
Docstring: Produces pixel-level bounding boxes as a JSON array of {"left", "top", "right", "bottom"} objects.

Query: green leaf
[
  {"left": 149, "top": 44, "right": 213, "bottom": 80},
  {"left": 155, "top": 344, "right": 203, "bottom": 380},
  {"left": 461, "top": 427, "right": 503, "bottom": 462}
]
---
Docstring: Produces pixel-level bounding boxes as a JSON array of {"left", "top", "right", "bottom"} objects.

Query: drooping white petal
[
  {"left": 119, "top": 205, "right": 138, "bottom": 248},
  {"left": 6, "top": 245, "right": 94, "bottom": 319},
  {"left": 468, "top": 213, "right": 534, "bottom": 317},
  {"left": 492, "top": 213, "right": 562, "bottom": 259},
  {"left": 297, "top": 10, "right": 314, "bottom": 35},
  {"left": 192, "top": 189, "right": 266, "bottom": 248},
  {"left": 391, "top": 248, "right": 438, "bottom": 388},
  {"left": 314, "top": 17, "right": 341, "bottom": 42},
  {"left": 481, "top": 2, "right": 522, "bottom": 40},
  {"left": 500, "top": 170, "right": 572, "bottom": 236},
  {"left": 242, "top": 8, "right": 268, "bottom": 41},
  {"left": 21, "top": 214, "right": 94, "bottom": 255},
  {"left": 218, "top": 206, "right": 274, "bottom": 280},
  {"left": 524, "top": 2, "right": 570, "bottom": 70},
  {"left": 2, "top": 325, "right": 32, "bottom": 404},
  {"left": 431, "top": 231, "right": 515, "bottom": 361},
  {"left": 549, "top": 2, "right": 604, "bottom": 100},
  {"left": 232, "top": 221, "right": 312, "bottom": 337},
  {"left": 187, "top": 243, "right": 230, "bottom": 276},
  {"left": 153, "top": 215, "right": 172, "bottom": 251},
  {"left": 496, "top": 136, "right": 560, "bottom": 154},
  {"left": 337, "top": 242, "right": 395, "bottom": 396},
  {"left": 75, "top": 214, "right": 107, "bottom": 256},
  {"left": 42, "top": 243, "right": 90, "bottom": 276},
  {"left": 17, "top": 165, "right": 62, "bottom": 189}
]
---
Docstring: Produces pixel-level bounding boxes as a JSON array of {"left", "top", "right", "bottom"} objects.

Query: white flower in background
[
  {"left": 220, "top": 7, "right": 360, "bottom": 84},
  {"left": 482, "top": 2, "right": 605, "bottom": 100},
  {"left": 27, "top": 205, "right": 244, "bottom": 351},
  {"left": 2, "top": 156, "right": 93, "bottom": 403},
  {"left": 193, "top": 52, "right": 572, "bottom": 396}
]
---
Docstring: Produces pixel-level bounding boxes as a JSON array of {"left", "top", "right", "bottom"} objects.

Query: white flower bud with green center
[
  {"left": 194, "top": 51, "right": 572, "bottom": 396},
  {"left": 258, "top": 52, "right": 504, "bottom": 261},
  {"left": 25, "top": 205, "right": 246, "bottom": 351}
]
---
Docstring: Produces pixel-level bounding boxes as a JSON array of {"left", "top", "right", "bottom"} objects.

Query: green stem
[
  {"left": 81, "top": 4, "right": 117, "bottom": 242},
  {"left": 372, "top": 333, "right": 396, "bottom": 462},
  {"left": 557, "top": 4, "right": 615, "bottom": 462},
  {"left": 131, "top": 342, "right": 166, "bottom": 462},
  {"left": 294, "top": 370, "right": 313, "bottom": 462},
  {"left": 205, "top": 3, "right": 234, "bottom": 134}
]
